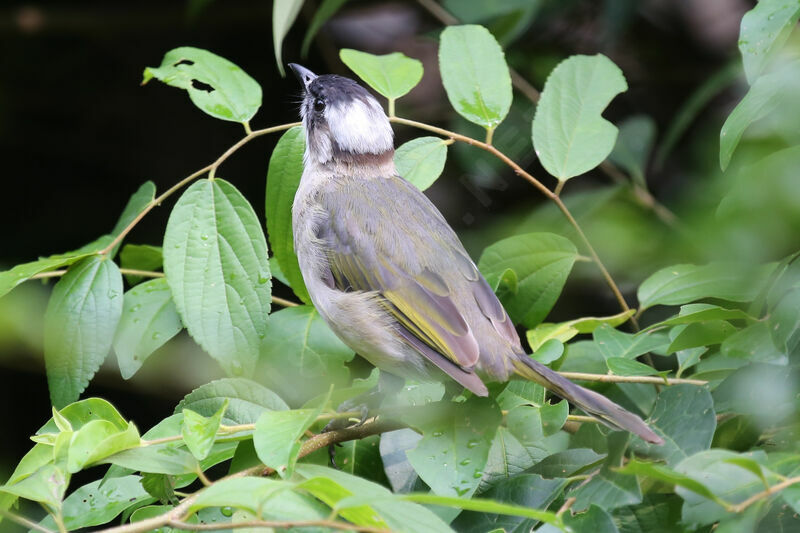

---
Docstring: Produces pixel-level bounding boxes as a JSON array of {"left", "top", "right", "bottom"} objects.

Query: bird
[{"left": 288, "top": 63, "right": 663, "bottom": 445}]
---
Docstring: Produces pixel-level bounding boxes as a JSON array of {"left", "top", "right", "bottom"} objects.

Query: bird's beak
[{"left": 288, "top": 63, "right": 318, "bottom": 91}]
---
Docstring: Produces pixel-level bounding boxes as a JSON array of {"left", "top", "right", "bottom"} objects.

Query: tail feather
[{"left": 513, "top": 356, "right": 664, "bottom": 445}]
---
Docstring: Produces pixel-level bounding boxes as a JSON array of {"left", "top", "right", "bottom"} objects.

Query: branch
[
  {"left": 99, "top": 122, "right": 300, "bottom": 256},
  {"left": 558, "top": 372, "right": 706, "bottom": 386},
  {"left": 0, "top": 509, "right": 56, "bottom": 533},
  {"left": 728, "top": 475, "right": 800, "bottom": 513},
  {"left": 390, "top": 115, "right": 635, "bottom": 322}
]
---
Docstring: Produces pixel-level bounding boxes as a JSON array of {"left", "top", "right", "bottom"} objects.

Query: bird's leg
[{"left": 325, "top": 371, "right": 405, "bottom": 468}]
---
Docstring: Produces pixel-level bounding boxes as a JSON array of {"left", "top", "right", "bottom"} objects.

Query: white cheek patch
[{"left": 326, "top": 99, "right": 394, "bottom": 155}]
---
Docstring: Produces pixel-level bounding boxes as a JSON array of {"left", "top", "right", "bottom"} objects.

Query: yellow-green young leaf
[
  {"left": 143, "top": 47, "right": 262, "bottom": 123},
  {"left": 113, "top": 278, "right": 182, "bottom": 380},
  {"left": 273, "top": 0, "right": 305, "bottom": 76},
  {"left": 265, "top": 126, "right": 310, "bottom": 303},
  {"left": 340, "top": 49, "right": 424, "bottom": 100},
  {"left": 439, "top": 25, "right": 512, "bottom": 129},
  {"left": 394, "top": 137, "right": 448, "bottom": 191},
  {"left": 52, "top": 407, "right": 72, "bottom": 433},
  {"left": 739, "top": 0, "right": 800, "bottom": 84},
  {"left": 163, "top": 178, "right": 271, "bottom": 377},
  {"left": 637, "top": 262, "right": 774, "bottom": 310},
  {"left": 182, "top": 400, "right": 228, "bottom": 461},
  {"left": 67, "top": 419, "right": 140, "bottom": 472},
  {"left": 109, "top": 181, "right": 155, "bottom": 258},
  {"left": 38, "top": 397, "right": 129, "bottom": 434},
  {"left": 253, "top": 406, "right": 321, "bottom": 478},
  {"left": 719, "top": 61, "right": 800, "bottom": 170},
  {"left": 478, "top": 233, "right": 577, "bottom": 328},
  {"left": 526, "top": 310, "right": 634, "bottom": 351},
  {"left": 45, "top": 256, "right": 124, "bottom": 408},
  {"left": 533, "top": 54, "right": 628, "bottom": 181},
  {"left": 0, "top": 464, "right": 67, "bottom": 509}
]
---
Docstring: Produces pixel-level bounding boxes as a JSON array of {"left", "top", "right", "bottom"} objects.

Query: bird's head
[{"left": 289, "top": 63, "right": 394, "bottom": 167}]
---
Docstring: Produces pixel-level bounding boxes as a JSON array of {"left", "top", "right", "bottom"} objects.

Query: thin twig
[
  {"left": 559, "top": 372, "right": 706, "bottom": 386},
  {"left": 272, "top": 295, "right": 300, "bottom": 307},
  {"left": 0, "top": 509, "right": 56, "bottom": 533},
  {"left": 99, "top": 122, "right": 300, "bottom": 256},
  {"left": 728, "top": 475, "right": 800, "bottom": 513},
  {"left": 390, "top": 115, "right": 635, "bottom": 321}
]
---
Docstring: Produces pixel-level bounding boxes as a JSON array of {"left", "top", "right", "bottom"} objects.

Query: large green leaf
[
  {"left": 273, "top": 0, "right": 305, "bottom": 76},
  {"left": 438, "top": 25, "right": 512, "bottom": 129},
  {"left": 253, "top": 403, "right": 322, "bottom": 478},
  {"left": 739, "top": 0, "right": 800, "bottom": 84},
  {"left": 532, "top": 54, "right": 628, "bottom": 181},
  {"left": 530, "top": 448, "right": 607, "bottom": 479},
  {"left": 637, "top": 262, "right": 773, "bottom": 310},
  {"left": 394, "top": 137, "right": 449, "bottom": 191},
  {"left": 143, "top": 47, "right": 262, "bottom": 123},
  {"left": 265, "top": 126, "right": 309, "bottom": 303},
  {"left": 719, "top": 61, "right": 800, "bottom": 170},
  {"left": 175, "top": 378, "right": 288, "bottom": 425},
  {"left": 257, "top": 306, "right": 354, "bottom": 406},
  {"left": 163, "top": 178, "right": 271, "bottom": 377},
  {"left": 570, "top": 433, "right": 642, "bottom": 512},
  {"left": 340, "top": 49, "right": 424, "bottom": 101},
  {"left": 44, "top": 256, "right": 123, "bottom": 408},
  {"left": 404, "top": 397, "right": 502, "bottom": 499},
  {"left": 103, "top": 444, "right": 199, "bottom": 475},
  {"left": 478, "top": 233, "right": 577, "bottom": 328},
  {"left": 592, "top": 324, "right": 669, "bottom": 360},
  {"left": 113, "top": 278, "right": 182, "bottom": 379},
  {"left": 629, "top": 384, "right": 716, "bottom": 465}
]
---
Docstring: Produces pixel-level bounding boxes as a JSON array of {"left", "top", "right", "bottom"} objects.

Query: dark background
[{"left": 0, "top": 0, "right": 753, "bottom": 519}]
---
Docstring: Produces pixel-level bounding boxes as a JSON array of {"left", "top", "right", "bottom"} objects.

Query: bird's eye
[{"left": 314, "top": 98, "right": 325, "bottom": 112}]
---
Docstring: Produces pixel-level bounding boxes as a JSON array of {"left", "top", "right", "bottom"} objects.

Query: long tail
[{"left": 513, "top": 356, "right": 664, "bottom": 445}]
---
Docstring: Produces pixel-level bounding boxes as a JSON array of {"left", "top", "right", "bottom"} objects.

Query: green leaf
[
  {"left": 609, "top": 115, "right": 657, "bottom": 188},
  {"left": 0, "top": 464, "right": 67, "bottom": 509},
  {"left": 334, "top": 435, "right": 390, "bottom": 486},
  {"left": 103, "top": 444, "right": 199, "bottom": 475},
  {"left": 0, "top": 250, "right": 98, "bottom": 300},
  {"left": 113, "top": 278, "right": 183, "bottom": 379},
  {"left": 532, "top": 54, "right": 628, "bottom": 181},
  {"left": 616, "top": 460, "right": 725, "bottom": 506},
  {"left": 645, "top": 304, "right": 755, "bottom": 331},
  {"left": 182, "top": 399, "right": 227, "bottom": 461},
  {"left": 454, "top": 473, "right": 567, "bottom": 532},
  {"left": 143, "top": 47, "right": 262, "bottom": 123},
  {"left": 531, "top": 339, "right": 564, "bottom": 365},
  {"left": 340, "top": 49, "right": 424, "bottom": 100},
  {"left": 405, "top": 397, "right": 502, "bottom": 499},
  {"left": 40, "top": 475, "right": 152, "bottom": 531},
  {"left": 637, "top": 262, "right": 773, "bottom": 310},
  {"left": 265, "top": 126, "right": 310, "bottom": 303},
  {"left": 719, "top": 61, "right": 800, "bottom": 170},
  {"left": 739, "top": 0, "right": 800, "bottom": 84},
  {"left": 530, "top": 448, "right": 607, "bottom": 479},
  {"left": 478, "top": 233, "right": 577, "bottom": 328},
  {"left": 68, "top": 419, "right": 141, "bottom": 472},
  {"left": 606, "top": 358, "right": 660, "bottom": 377},
  {"left": 302, "top": 0, "right": 349, "bottom": 56},
  {"left": 630, "top": 384, "right": 716, "bottom": 466},
  {"left": 273, "top": 0, "right": 305, "bottom": 77},
  {"left": 257, "top": 306, "right": 354, "bottom": 406},
  {"left": 163, "top": 178, "right": 271, "bottom": 377},
  {"left": 45, "top": 256, "right": 124, "bottom": 408},
  {"left": 526, "top": 310, "right": 635, "bottom": 351},
  {"left": 295, "top": 464, "right": 454, "bottom": 533},
  {"left": 439, "top": 25, "right": 512, "bottom": 129},
  {"left": 253, "top": 402, "right": 322, "bottom": 477},
  {"left": 569, "top": 433, "right": 641, "bottom": 512},
  {"left": 110, "top": 181, "right": 156, "bottom": 257},
  {"left": 593, "top": 324, "right": 669, "bottom": 360},
  {"left": 130, "top": 505, "right": 199, "bottom": 530},
  {"left": 712, "top": 363, "right": 799, "bottom": 426},
  {"left": 176, "top": 378, "right": 289, "bottom": 425},
  {"left": 666, "top": 320, "right": 737, "bottom": 353},
  {"left": 496, "top": 380, "right": 545, "bottom": 410},
  {"left": 548, "top": 505, "right": 619, "bottom": 533},
  {"left": 394, "top": 137, "right": 449, "bottom": 191},
  {"left": 379, "top": 428, "right": 424, "bottom": 493},
  {"left": 119, "top": 244, "right": 163, "bottom": 285}
]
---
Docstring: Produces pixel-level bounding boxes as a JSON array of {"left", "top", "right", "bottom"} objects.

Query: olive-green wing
[{"left": 317, "top": 175, "right": 488, "bottom": 393}]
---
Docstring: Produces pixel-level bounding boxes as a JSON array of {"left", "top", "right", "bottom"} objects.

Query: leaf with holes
[
  {"left": 479, "top": 233, "right": 577, "bottom": 328},
  {"left": 163, "top": 178, "right": 271, "bottom": 377},
  {"left": 341, "top": 49, "right": 424, "bottom": 101},
  {"left": 113, "top": 278, "right": 182, "bottom": 379},
  {"left": 533, "top": 54, "right": 628, "bottom": 181},
  {"left": 143, "top": 47, "right": 262, "bottom": 123},
  {"left": 265, "top": 126, "right": 309, "bottom": 303},
  {"left": 439, "top": 25, "right": 512, "bottom": 129},
  {"left": 45, "top": 256, "right": 123, "bottom": 408},
  {"left": 394, "top": 137, "right": 449, "bottom": 191}
]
